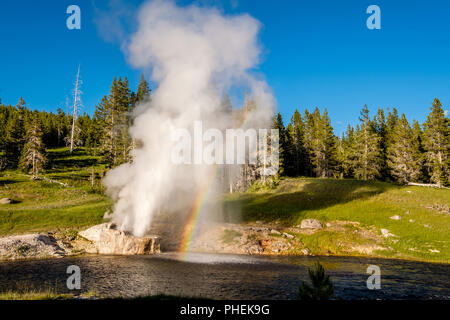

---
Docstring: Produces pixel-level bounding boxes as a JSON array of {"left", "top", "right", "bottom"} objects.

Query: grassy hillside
[
  {"left": 0, "top": 148, "right": 110, "bottom": 235},
  {"left": 1, "top": 148, "right": 449, "bottom": 263},
  {"left": 225, "top": 178, "right": 450, "bottom": 262}
]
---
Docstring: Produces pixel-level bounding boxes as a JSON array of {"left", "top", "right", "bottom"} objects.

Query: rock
[
  {"left": 0, "top": 234, "right": 65, "bottom": 260},
  {"left": 0, "top": 198, "right": 12, "bottom": 205},
  {"left": 390, "top": 215, "right": 402, "bottom": 220},
  {"left": 325, "top": 222, "right": 332, "bottom": 227},
  {"left": 301, "top": 248, "right": 311, "bottom": 255},
  {"left": 282, "top": 232, "right": 294, "bottom": 239},
  {"left": 300, "top": 219, "right": 323, "bottom": 230},
  {"left": 381, "top": 228, "right": 395, "bottom": 238},
  {"left": 79, "top": 223, "right": 160, "bottom": 255},
  {"left": 270, "top": 229, "right": 281, "bottom": 235}
]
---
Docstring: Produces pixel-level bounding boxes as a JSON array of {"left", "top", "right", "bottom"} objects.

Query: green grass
[
  {"left": 225, "top": 177, "right": 450, "bottom": 262},
  {"left": 220, "top": 229, "right": 242, "bottom": 244},
  {"left": 0, "top": 289, "right": 74, "bottom": 300},
  {"left": 0, "top": 147, "right": 111, "bottom": 235},
  {"left": 0, "top": 287, "right": 100, "bottom": 300},
  {"left": 1, "top": 148, "right": 449, "bottom": 263}
]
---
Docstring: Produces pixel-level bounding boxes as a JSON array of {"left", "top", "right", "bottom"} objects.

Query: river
[{"left": 0, "top": 253, "right": 448, "bottom": 299}]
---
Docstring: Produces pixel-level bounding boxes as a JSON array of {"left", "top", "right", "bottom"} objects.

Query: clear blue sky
[{"left": 1, "top": 0, "right": 449, "bottom": 134}]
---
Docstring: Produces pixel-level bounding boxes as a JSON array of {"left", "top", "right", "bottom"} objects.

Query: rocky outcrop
[
  {"left": 78, "top": 223, "right": 160, "bottom": 255},
  {"left": 299, "top": 219, "right": 323, "bottom": 230},
  {"left": 0, "top": 198, "right": 12, "bottom": 205},
  {"left": 0, "top": 234, "right": 65, "bottom": 260}
]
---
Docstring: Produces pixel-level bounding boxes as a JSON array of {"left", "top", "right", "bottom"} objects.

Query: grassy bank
[
  {"left": 0, "top": 148, "right": 110, "bottom": 235},
  {"left": 0, "top": 147, "right": 449, "bottom": 263},
  {"left": 225, "top": 178, "right": 450, "bottom": 262}
]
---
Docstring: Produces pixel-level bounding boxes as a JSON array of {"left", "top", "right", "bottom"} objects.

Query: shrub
[{"left": 298, "top": 261, "right": 335, "bottom": 300}]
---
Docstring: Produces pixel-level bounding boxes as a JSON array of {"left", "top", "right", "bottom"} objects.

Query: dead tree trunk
[{"left": 70, "top": 65, "right": 81, "bottom": 153}]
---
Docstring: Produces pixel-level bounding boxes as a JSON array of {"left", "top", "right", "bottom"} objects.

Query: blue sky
[{"left": 0, "top": 0, "right": 449, "bottom": 134}]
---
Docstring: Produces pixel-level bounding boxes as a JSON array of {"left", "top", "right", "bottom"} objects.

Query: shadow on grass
[
  {"left": 46, "top": 148, "right": 105, "bottom": 171},
  {"left": 0, "top": 180, "right": 18, "bottom": 187},
  {"left": 223, "top": 178, "right": 399, "bottom": 225}
]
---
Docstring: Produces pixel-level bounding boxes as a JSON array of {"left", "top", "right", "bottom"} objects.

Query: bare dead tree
[{"left": 69, "top": 65, "right": 82, "bottom": 153}]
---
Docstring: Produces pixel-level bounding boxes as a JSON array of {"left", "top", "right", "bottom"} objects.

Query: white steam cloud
[{"left": 103, "top": 0, "right": 275, "bottom": 237}]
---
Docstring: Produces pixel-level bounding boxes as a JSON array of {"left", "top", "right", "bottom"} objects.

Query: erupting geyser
[{"left": 103, "top": 0, "right": 275, "bottom": 244}]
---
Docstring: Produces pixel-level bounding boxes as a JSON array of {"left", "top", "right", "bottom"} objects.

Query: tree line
[
  {"left": 0, "top": 74, "right": 150, "bottom": 176},
  {"left": 0, "top": 77, "right": 448, "bottom": 186},
  {"left": 273, "top": 98, "right": 449, "bottom": 186}
]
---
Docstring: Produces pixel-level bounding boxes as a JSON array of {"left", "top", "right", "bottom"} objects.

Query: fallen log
[{"left": 407, "top": 182, "right": 450, "bottom": 190}]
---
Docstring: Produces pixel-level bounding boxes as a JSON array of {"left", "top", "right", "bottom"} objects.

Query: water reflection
[{"left": 0, "top": 254, "right": 448, "bottom": 300}]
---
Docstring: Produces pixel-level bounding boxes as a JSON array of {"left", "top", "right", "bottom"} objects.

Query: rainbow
[
  {"left": 178, "top": 102, "right": 256, "bottom": 255},
  {"left": 178, "top": 166, "right": 219, "bottom": 253}
]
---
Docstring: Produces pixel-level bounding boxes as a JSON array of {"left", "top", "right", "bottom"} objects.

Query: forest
[{"left": 0, "top": 74, "right": 448, "bottom": 187}]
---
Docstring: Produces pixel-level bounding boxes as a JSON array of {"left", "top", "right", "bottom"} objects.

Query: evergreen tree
[
  {"left": 273, "top": 113, "right": 286, "bottom": 176},
  {"left": 96, "top": 77, "right": 134, "bottom": 167},
  {"left": 308, "top": 108, "right": 336, "bottom": 177},
  {"left": 19, "top": 115, "right": 47, "bottom": 178},
  {"left": 336, "top": 125, "right": 356, "bottom": 178},
  {"left": 422, "top": 98, "right": 449, "bottom": 186},
  {"left": 373, "top": 108, "right": 388, "bottom": 179},
  {"left": 220, "top": 93, "right": 233, "bottom": 113},
  {"left": 353, "top": 105, "right": 382, "bottom": 180},
  {"left": 283, "top": 123, "right": 296, "bottom": 176},
  {"left": 387, "top": 114, "right": 422, "bottom": 183},
  {"left": 136, "top": 74, "right": 151, "bottom": 103},
  {"left": 290, "top": 109, "right": 309, "bottom": 176},
  {"left": 298, "top": 262, "right": 335, "bottom": 300},
  {"left": 412, "top": 119, "right": 426, "bottom": 180},
  {"left": 4, "top": 99, "right": 27, "bottom": 168},
  {"left": 56, "top": 108, "right": 68, "bottom": 147}
]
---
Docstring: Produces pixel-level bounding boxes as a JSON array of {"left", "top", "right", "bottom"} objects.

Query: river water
[{"left": 0, "top": 253, "right": 448, "bottom": 299}]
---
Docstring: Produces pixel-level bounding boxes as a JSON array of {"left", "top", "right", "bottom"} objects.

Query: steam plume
[{"left": 103, "top": 0, "right": 275, "bottom": 237}]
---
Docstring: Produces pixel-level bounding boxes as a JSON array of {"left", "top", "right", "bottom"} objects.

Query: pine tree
[
  {"left": 320, "top": 109, "right": 337, "bottom": 177},
  {"left": 273, "top": 113, "right": 286, "bottom": 176},
  {"left": 353, "top": 105, "right": 382, "bottom": 180},
  {"left": 220, "top": 93, "right": 233, "bottom": 113},
  {"left": 308, "top": 108, "right": 336, "bottom": 177},
  {"left": 336, "top": 125, "right": 356, "bottom": 178},
  {"left": 136, "top": 74, "right": 151, "bottom": 103},
  {"left": 303, "top": 109, "right": 315, "bottom": 176},
  {"left": 56, "top": 108, "right": 68, "bottom": 147},
  {"left": 387, "top": 114, "right": 422, "bottom": 183},
  {"left": 19, "top": 115, "right": 47, "bottom": 178},
  {"left": 117, "top": 77, "right": 133, "bottom": 164},
  {"left": 96, "top": 77, "right": 134, "bottom": 167},
  {"left": 373, "top": 108, "right": 388, "bottom": 179},
  {"left": 422, "top": 98, "right": 449, "bottom": 186},
  {"left": 283, "top": 123, "right": 296, "bottom": 176},
  {"left": 298, "top": 262, "right": 335, "bottom": 300},
  {"left": 290, "top": 110, "right": 309, "bottom": 176},
  {"left": 412, "top": 120, "right": 426, "bottom": 180},
  {"left": 4, "top": 99, "right": 27, "bottom": 168}
]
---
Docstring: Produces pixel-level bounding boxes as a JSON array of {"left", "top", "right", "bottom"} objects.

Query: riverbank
[
  {"left": 0, "top": 148, "right": 448, "bottom": 263},
  {"left": 0, "top": 219, "right": 448, "bottom": 264}
]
